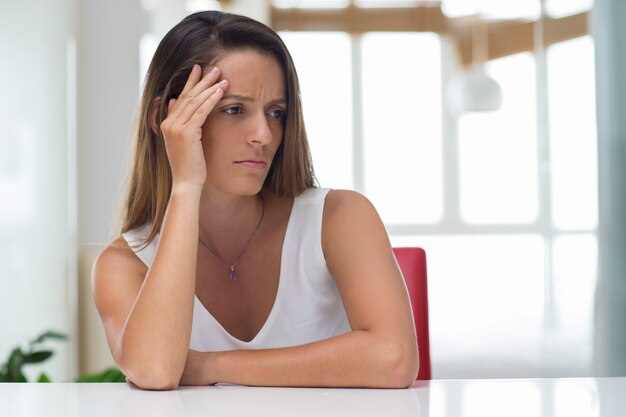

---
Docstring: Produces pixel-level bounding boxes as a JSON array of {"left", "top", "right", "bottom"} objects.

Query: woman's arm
[
  {"left": 93, "top": 186, "right": 201, "bottom": 390},
  {"left": 92, "top": 66, "right": 227, "bottom": 390},
  {"left": 181, "top": 190, "right": 418, "bottom": 388}
]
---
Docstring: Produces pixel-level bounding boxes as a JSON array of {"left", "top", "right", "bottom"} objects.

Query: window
[{"left": 276, "top": 1, "right": 597, "bottom": 379}]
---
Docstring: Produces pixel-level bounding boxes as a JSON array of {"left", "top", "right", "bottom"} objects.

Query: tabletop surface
[{"left": 1, "top": 377, "right": 625, "bottom": 417}]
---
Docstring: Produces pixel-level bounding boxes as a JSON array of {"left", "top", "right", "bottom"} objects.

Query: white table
[{"left": 1, "top": 377, "right": 625, "bottom": 417}]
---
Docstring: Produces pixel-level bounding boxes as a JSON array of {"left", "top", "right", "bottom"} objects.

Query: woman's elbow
[
  {"left": 118, "top": 356, "right": 181, "bottom": 390},
  {"left": 380, "top": 344, "right": 419, "bottom": 388},
  {"left": 126, "top": 369, "right": 180, "bottom": 391},
  {"left": 390, "top": 360, "right": 419, "bottom": 388},
  {"left": 133, "top": 375, "right": 180, "bottom": 391}
]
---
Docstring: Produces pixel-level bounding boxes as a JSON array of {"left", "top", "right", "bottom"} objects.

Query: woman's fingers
[
  {"left": 177, "top": 64, "right": 203, "bottom": 102},
  {"left": 176, "top": 79, "right": 228, "bottom": 125},
  {"left": 168, "top": 66, "right": 224, "bottom": 123},
  {"left": 188, "top": 83, "right": 226, "bottom": 126}
]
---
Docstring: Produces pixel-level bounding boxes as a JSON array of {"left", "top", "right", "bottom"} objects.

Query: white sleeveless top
[{"left": 122, "top": 187, "right": 351, "bottom": 351}]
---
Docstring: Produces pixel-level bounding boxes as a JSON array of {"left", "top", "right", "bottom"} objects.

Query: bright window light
[
  {"left": 185, "top": 0, "right": 222, "bottom": 12},
  {"left": 548, "top": 36, "right": 598, "bottom": 231},
  {"left": 272, "top": 0, "right": 349, "bottom": 8},
  {"left": 546, "top": 0, "right": 593, "bottom": 18},
  {"left": 442, "top": 0, "right": 540, "bottom": 19},
  {"left": 459, "top": 53, "right": 538, "bottom": 224},
  {"left": 552, "top": 234, "right": 597, "bottom": 352},
  {"left": 280, "top": 32, "right": 354, "bottom": 189},
  {"left": 356, "top": 0, "right": 426, "bottom": 7},
  {"left": 361, "top": 32, "right": 443, "bottom": 224}
]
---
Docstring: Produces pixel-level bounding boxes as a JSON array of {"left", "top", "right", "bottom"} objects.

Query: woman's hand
[{"left": 160, "top": 65, "right": 229, "bottom": 190}]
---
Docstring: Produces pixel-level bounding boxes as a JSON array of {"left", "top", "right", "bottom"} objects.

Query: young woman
[{"left": 92, "top": 10, "right": 418, "bottom": 390}]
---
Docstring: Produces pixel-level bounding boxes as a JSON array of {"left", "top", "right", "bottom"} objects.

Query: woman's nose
[{"left": 247, "top": 112, "right": 273, "bottom": 145}]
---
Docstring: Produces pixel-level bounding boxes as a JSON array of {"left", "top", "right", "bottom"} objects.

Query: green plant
[
  {"left": 75, "top": 367, "right": 126, "bottom": 383},
  {"left": 0, "top": 329, "right": 126, "bottom": 383},
  {"left": 0, "top": 330, "right": 67, "bottom": 382}
]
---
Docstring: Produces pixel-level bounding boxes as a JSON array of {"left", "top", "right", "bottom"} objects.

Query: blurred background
[{"left": 1, "top": 0, "right": 625, "bottom": 387}]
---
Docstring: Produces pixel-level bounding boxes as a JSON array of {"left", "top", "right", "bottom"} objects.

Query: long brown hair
[{"left": 119, "top": 11, "right": 315, "bottom": 247}]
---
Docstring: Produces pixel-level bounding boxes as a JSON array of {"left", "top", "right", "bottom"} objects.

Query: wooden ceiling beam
[
  {"left": 271, "top": 5, "right": 447, "bottom": 33},
  {"left": 271, "top": 6, "right": 589, "bottom": 67},
  {"left": 455, "top": 12, "right": 589, "bottom": 66}
]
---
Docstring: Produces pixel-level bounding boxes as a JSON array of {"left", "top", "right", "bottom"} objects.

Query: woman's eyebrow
[
  {"left": 221, "top": 93, "right": 252, "bottom": 102},
  {"left": 221, "top": 93, "right": 286, "bottom": 105}
]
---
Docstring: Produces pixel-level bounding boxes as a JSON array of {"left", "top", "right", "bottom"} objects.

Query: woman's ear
[{"left": 149, "top": 97, "right": 162, "bottom": 135}]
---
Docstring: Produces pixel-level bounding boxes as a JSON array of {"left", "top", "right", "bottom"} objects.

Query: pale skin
[{"left": 92, "top": 49, "right": 418, "bottom": 390}]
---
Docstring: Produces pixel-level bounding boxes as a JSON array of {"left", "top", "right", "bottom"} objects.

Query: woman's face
[{"left": 201, "top": 49, "right": 286, "bottom": 196}]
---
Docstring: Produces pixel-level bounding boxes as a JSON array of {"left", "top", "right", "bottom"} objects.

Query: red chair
[{"left": 393, "top": 247, "right": 431, "bottom": 380}]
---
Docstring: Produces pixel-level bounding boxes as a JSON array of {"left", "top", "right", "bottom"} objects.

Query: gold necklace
[{"left": 198, "top": 193, "right": 265, "bottom": 281}]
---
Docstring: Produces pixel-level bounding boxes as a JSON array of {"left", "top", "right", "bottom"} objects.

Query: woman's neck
[{"left": 197, "top": 187, "right": 265, "bottom": 256}]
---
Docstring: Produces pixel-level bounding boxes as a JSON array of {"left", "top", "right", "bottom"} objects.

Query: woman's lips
[{"left": 235, "top": 160, "right": 267, "bottom": 169}]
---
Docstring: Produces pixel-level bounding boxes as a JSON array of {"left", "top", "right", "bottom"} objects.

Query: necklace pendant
[{"left": 229, "top": 264, "right": 237, "bottom": 281}]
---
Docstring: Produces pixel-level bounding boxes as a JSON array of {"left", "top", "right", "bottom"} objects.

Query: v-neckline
[{"left": 193, "top": 194, "right": 298, "bottom": 345}]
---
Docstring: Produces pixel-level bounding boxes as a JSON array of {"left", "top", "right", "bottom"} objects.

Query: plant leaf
[
  {"left": 103, "top": 368, "right": 127, "bottom": 382},
  {"left": 37, "top": 372, "right": 51, "bottom": 383},
  {"left": 76, "top": 367, "right": 126, "bottom": 383},
  {"left": 7, "top": 348, "right": 25, "bottom": 381},
  {"left": 24, "top": 351, "right": 54, "bottom": 364},
  {"left": 30, "top": 330, "right": 68, "bottom": 345}
]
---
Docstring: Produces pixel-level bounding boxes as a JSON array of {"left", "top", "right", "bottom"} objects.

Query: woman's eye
[
  {"left": 268, "top": 108, "right": 286, "bottom": 119},
  {"left": 223, "top": 106, "right": 243, "bottom": 115}
]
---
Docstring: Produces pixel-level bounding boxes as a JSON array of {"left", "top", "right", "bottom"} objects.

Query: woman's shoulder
[
  {"left": 92, "top": 236, "right": 148, "bottom": 284},
  {"left": 292, "top": 187, "right": 372, "bottom": 211},
  {"left": 321, "top": 189, "right": 383, "bottom": 248},
  {"left": 100, "top": 222, "right": 153, "bottom": 264},
  {"left": 320, "top": 189, "right": 391, "bottom": 280},
  {"left": 323, "top": 189, "right": 377, "bottom": 221}
]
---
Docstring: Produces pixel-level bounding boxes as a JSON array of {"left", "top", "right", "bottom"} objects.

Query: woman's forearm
[
  {"left": 120, "top": 185, "right": 202, "bottom": 389},
  {"left": 193, "top": 330, "right": 418, "bottom": 388}
]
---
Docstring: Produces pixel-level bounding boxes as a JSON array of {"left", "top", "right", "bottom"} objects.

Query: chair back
[{"left": 393, "top": 247, "right": 431, "bottom": 380}]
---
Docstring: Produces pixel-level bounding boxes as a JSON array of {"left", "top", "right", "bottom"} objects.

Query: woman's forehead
[{"left": 212, "top": 50, "right": 286, "bottom": 99}]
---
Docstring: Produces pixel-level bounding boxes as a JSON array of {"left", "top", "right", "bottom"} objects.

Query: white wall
[
  {"left": 0, "top": 0, "right": 76, "bottom": 381},
  {"left": 75, "top": 0, "right": 144, "bottom": 374}
]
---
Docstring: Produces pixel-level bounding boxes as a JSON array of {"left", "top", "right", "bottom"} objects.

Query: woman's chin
[{"left": 204, "top": 179, "right": 266, "bottom": 197}]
